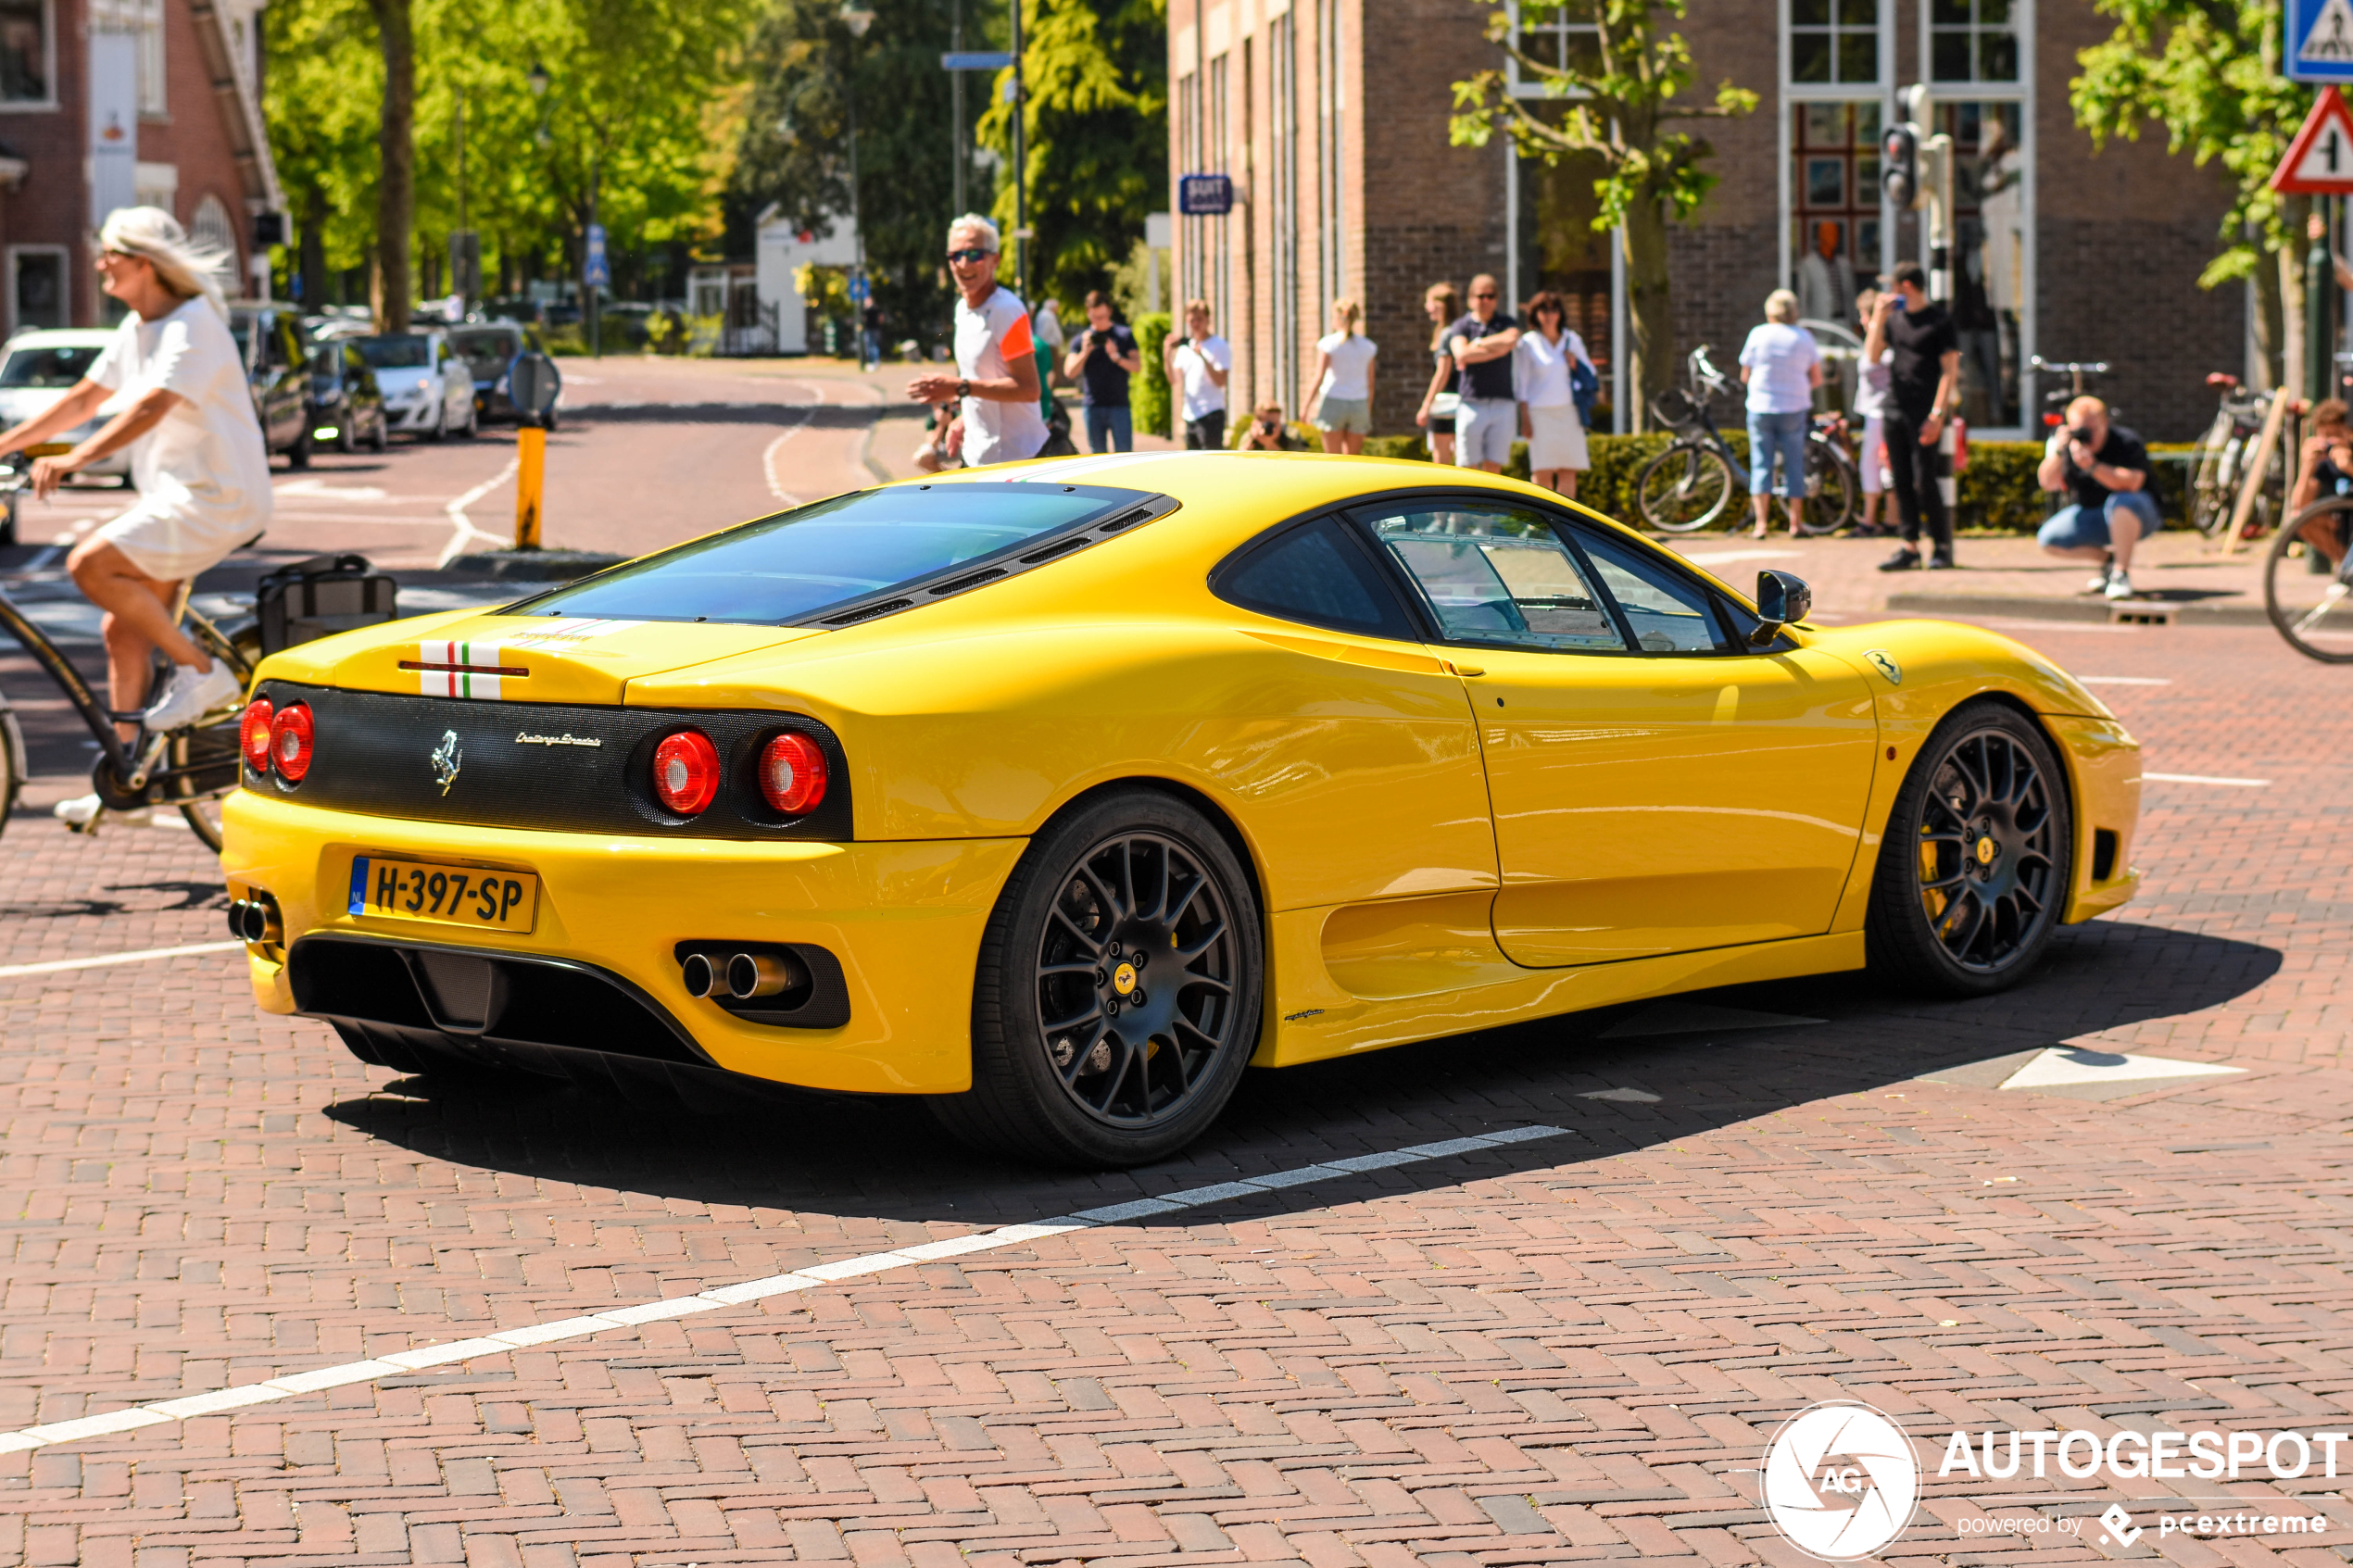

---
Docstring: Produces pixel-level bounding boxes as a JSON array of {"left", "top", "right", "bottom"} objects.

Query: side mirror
[{"left": 1751, "top": 570, "right": 1813, "bottom": 646}]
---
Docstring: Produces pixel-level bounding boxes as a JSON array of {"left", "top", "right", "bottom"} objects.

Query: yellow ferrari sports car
[{"left": 220, "top": 452, "right": 2140, "bottom": 1166}]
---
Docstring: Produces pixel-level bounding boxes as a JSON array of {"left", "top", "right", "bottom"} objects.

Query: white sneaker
[
  {"left": 2104, "top": 570, "right": 2136, "bottom": 601},
  {"left": 141, "top": 661, "right": 242, "bottom": 732},
  {"left": 2082, "top": 559, "right": 2114, "bottom": 595},
  {"left": 52, "top": 793, "right": 100, "bottom": 826}
]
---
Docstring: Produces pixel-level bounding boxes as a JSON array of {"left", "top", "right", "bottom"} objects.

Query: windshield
[
  {"left": 513, "top": 483, "right": 1142, "bottom": 626},
  {"left": 354, "top": 335, "right": 433, "bottom": 370},
  {"left": 0, "top": 345, "right": 104, "bottom": 388},
  {"left": 448, "top": 330, "right": 518, "bottom": 379}
]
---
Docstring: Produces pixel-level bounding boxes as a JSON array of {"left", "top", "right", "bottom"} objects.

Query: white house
[{"left": 752, "top": 207, "right": 859, "bottom": 355}]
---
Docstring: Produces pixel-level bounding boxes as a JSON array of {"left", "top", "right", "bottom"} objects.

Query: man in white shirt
[
  {"left": 904, "top": 214, "right": 1047, "bottom": 467},
  {"left": 0, "top": 207, "right": 269, "bottom": 753},
  {"left": 1162, "top": 300, "right": 1231, "bottom": 448}
]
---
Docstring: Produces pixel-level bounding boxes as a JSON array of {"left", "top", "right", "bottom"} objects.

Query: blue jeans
[
  {"left": 1746, "top": 408, "right": 1810, "bottom": 497},
  {"left": 1084, "top": 404, "right": 1133, "bottom": 454},
  {"left": 2038, "top": 489, "right": 2161, "bottom": 551}
]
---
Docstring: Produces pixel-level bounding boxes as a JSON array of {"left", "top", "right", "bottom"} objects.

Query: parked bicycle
[
  {"left": 2186, "top": 371, "right": 2286, "bottom": 542},
  {"left": 1635, "top": 346, "right": 1858, "bottom": 535},
  {"left": 2263, "top": 495, "right": 2353, "bottom": 661}
]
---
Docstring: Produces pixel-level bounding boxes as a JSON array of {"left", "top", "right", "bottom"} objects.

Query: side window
[
  {"left": 1357, "top": 503, "right": 1625, "bottom": 652},
  {"left": 1573, "top": 526, "right": 1729, "bottom": 654},
  {"left": 1214, "top": 516, "right": 1419, "bottom": 641}
]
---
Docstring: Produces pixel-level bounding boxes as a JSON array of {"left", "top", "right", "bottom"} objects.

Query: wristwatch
[{"left": 957, "top": 378, "right": 970, "bottom": 398}]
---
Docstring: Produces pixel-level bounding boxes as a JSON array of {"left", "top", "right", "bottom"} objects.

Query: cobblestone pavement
[{"left": 1, "top": 601, "right": 2347, "bottom": 1563}]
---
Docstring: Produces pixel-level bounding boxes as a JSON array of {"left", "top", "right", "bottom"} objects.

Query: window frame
[
  {"left": 0, "top": 0, "right": 54, "bottom": 111},
  {"left": 5, "top": 244, "right": 69, "bottom": 335}
]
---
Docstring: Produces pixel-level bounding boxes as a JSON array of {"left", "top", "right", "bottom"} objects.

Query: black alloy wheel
[
  {"left": 1866, "top": 701, "right": 2072, "bottom": 997},
  {"left": 932, "top": 789, "right": 1263, "bottom": 1168}
]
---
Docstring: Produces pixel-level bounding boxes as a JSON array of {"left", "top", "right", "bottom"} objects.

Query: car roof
[{"left": 3, "top": 329, "right": 115, "bottom": 349}]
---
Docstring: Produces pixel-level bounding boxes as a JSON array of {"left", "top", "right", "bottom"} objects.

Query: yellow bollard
[{"left": 514, "top": 424, "right": 545, "bottom": 549}]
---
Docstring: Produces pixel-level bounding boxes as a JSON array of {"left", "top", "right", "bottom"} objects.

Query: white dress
[{"left": 1515, "top": 331, "right": 1589, "bottom": 471}]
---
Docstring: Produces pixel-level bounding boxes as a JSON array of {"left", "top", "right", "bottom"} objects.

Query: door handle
[{"left": 1448, "top": 662, "right": 1486, "bottom": 677}]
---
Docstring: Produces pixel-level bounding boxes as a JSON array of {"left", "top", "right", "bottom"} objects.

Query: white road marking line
[
  {"left": 1976, "top": 619, "right": 2142, "bottom": 634},
  {"left": 0, "top": 1123, "right": 1568, "bottom": 1455},
  {"left": 434, "top": 456, "right": 522, "bottom": 569},
  {"left": 0, "top": 940, "right": 244, "bottom": 979},
  {"left": 2143, "top": 771, "right": 2271, "bottom": 788},
  {"left": 761, "top": 382, "right": 828, "bottom": 506},
  {"left": 1680, "top": 548, "right": 1804, "bottom": 565},
  {"left": 2077, "top": 676, "right": 2171, "bottom": 685}
]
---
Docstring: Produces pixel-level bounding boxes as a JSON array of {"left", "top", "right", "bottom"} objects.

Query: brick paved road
[{"left": 1, "top": 617, "right": 2347, "bottom": 1566}]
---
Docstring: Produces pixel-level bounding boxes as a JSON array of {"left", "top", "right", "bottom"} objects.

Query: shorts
[
  {"left": 1184, "top": 410, "right": 1227, "bottom": 450},
  {"left": 1316, "top": 396, "right": 1371, "bottom": 435},
  {"left": 1525, "top": 401, "right": 1588, "bottom": 471},
  {"left": 2037, "top": 489, "right": 2162, "bottom": 551},
  {"left": 1454, "top": 397, "right": 1516, "bottom": 468},
  {"left": 92, "top": 503, "right": 263, "bottom": 583}
]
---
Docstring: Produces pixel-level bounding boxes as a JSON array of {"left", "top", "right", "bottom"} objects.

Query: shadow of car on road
[{"left": 321, "top": 917, "right": 2282, "bottom": 1232}]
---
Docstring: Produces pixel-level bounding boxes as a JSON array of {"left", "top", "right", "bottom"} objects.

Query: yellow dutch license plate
[{"left": 347, "top": 855, "right": 539, "bottom": 934}]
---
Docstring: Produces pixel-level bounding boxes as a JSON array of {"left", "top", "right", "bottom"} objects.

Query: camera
[{"left": 2070, "top": 424, "right": 2097, "bottom": 445}]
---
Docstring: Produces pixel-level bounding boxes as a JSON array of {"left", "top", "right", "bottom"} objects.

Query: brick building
[
  {"left": 1166, "top": 0, "right": 2239, "bottom": 443},
  {"left": 0, "top": 0, "right": 280, "bottom": 334}
]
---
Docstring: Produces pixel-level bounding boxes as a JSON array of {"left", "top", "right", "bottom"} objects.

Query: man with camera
[
  {"left": 1063, "top": 290, "right": 1141, "bottom": 453},
  {"left": 2035, "top": 395, "right": 2156, "bottom": 601}
]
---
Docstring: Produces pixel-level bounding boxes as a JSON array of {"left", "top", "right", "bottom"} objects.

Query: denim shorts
[
  {"left": 2038, "top": 489, "right": 2162, "bottom": 551},
  {"left": 1746, "top": 408, "right": 1811, "bottom": 497}
]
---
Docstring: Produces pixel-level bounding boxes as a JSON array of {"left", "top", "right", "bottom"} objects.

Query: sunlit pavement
[{"left": 0, "top": 422, "right": 2347, "bottom": 1561}]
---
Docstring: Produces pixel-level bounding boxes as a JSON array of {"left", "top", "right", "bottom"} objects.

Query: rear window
[
  {"left": 354, "top": 335, "right": 433, "bottom": 370},
  {"left": 448, "top": 331, "right": 517, "bottom": 379},
  {"left": 0, "top": 345, "right": 102, "bottom": 387},
  {"left": 511, "top": 483, "right": 1153, "bottom": 627}
]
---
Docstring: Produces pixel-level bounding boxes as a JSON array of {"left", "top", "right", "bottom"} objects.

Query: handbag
[{"left": 1569, "top": 358, "right": 1601, "bottom": 426}]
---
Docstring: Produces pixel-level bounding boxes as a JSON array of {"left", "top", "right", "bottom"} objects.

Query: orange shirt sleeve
[{"left": 999, "top": 311, "right": 1034, "bottom": 363}]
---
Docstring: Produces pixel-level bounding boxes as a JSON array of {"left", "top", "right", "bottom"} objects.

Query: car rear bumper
[{"left": 220, "top": 790, "right": 1026, "bottom": 1093}]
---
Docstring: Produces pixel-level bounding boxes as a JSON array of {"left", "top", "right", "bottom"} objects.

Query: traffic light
[{"left": 1882, "top": 124, "right": 1919, "bottom": 210}]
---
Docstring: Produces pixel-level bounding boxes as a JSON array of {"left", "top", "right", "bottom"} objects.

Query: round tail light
[
  {"left": 757, "top": 733, "right": 828, "bottom": 815},
  {"left": 270, "top": 703, "right": 314, "bottom": 782},
  {"left": 651, "top": 730, "right": 721, "bottom": 815},
  {"left": 240, "top": 698, "right": 275, "bottom": 772}
]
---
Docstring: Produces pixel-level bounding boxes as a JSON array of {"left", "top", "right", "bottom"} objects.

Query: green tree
[
  {"left": 2071, "top": 0, "right": 2307, "bottom": 391},
  {"left": 262, "top": 0, "right": 380, "bottom": 305},
  {"left": 1448, "top": 0, "right": 1756, "bottom": 422},
  {"left": 977, "top": 0, "right": 1167, "bottom": 311}
]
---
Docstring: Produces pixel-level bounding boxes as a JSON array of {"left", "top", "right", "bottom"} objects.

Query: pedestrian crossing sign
[
  {"left": 2273, "top": 86, "right": 2353, "bottom": 193},
  {"left": 2292, "top": 0, "right": 2353, "bottom": 81}
]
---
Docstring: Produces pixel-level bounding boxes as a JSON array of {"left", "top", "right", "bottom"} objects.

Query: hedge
[
  {"left": 1340, "top": 432, "right": 2199, "bottom": 533},
  {"left": 1132, "top": 312, "right": 1172, "bottom": 440}
]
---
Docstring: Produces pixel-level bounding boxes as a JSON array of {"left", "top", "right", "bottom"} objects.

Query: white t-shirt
[
  {"left": 1738, "top": 322, "right": 1820, "bottom": 415},
  {"left": 954, "top": 284, "right": 1048, "bottom": 466},
  {"left": 1315, "top": 332, "right": 1377, "bottom": 402},
  {"left": 1033, "top": 302, "right": 1065, "bottom": 352},
  {"left": 1513, "top": 329, "right": 1592, "bottom": 408},
  {"left": 1172, "top": 334, "right": 1231, "bottom": 420},
  {"left": 87, "top": 297, "right": 271, "bottom": 577}
]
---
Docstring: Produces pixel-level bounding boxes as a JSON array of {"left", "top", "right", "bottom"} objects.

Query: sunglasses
[
  {"left": 946, "top": 248, "right": 994, "bottom": 264},
  {"left": 1470, "top": 291, "right": 1498, "bottom": 299}
]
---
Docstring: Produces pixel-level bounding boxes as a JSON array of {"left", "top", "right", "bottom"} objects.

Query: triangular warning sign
[
  {"left": 2273, "top": 85, "right": 2353, "bottom": 193},
  {"left": 2305, "top": 0, "right": 2353, "bottom": 63}
]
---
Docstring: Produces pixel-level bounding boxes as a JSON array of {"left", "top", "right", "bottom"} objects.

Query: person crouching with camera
[{"left": 2035, "top": 395, "right": 2157, "bottom": 602}]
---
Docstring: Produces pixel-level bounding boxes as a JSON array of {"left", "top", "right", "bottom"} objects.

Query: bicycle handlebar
[{"left": 2029, "top": 356, "right": 2111, "bottom": 375}]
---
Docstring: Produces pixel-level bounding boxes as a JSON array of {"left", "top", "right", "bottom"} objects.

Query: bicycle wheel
[
  {"left": 2265, "top": 500, "right": 2353, "bottom": 662},
  {"left": 167, "top": 713, "right": 241, "bottom": 851},
  {"left": 1798, "top": 436, "right": 1856, "bottom": 536},
  {"left": 2188, "top": 413, "right": 2236, "bottom": 539},
  {"left": 1635, "top": 442, "right": 1736, "bottom": 533}
]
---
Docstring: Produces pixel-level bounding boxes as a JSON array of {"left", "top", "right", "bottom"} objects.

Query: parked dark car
[
  {"left": 307, "top": 341, "right": 388, "bottom": 454},
  {"left": 447, "top": 323, "right": 531, "bottom": 425},
  {"left": 227, "top": 302, "right": 314, "bottom": 469}
]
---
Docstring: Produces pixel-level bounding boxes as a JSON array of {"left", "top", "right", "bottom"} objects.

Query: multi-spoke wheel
[
  {"left": 932, "top": 788, "right": 1263, "bottom": 1167},
  {"left": 2265, "top": 499, "right": 2353, "bottom": 663},
  {"left": 1866, "top": 702, "right": 2073, "bottom": 997},
  {"left": 1635, "top": 442, "right": 1736, "bottom": 533}
]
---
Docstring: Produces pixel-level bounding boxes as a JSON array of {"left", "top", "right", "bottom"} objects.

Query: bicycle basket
[{"left": 1649, "top": 387, "right": 1705, "bottom": 432}]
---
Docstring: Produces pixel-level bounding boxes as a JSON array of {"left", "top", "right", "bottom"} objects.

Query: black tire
[
  {"left": 370, "top": 410, "right": 389, "bottom": 452},
  {"left": 1635, "top": 441, "right": 1736, "bottom": 533},
  {"left": 1799, "top": 436, "right": 1856, "bottom": 535},
  {"left": 1866, "top": 701, "right": 2073, "bottom": 997},
  {"left": 337, "top": 417, "right": 357, "bottom": 455},
  {"left": 930, "top": 788, "right": 1264, "bottom": 1168},
  {"left": 2264, "top": 499, "right": 2353, "bottom": 662},
  {"left": 286, "top": 430, "right": 311, "bottom": 470}
]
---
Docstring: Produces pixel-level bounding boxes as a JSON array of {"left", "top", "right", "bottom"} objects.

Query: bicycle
[
  {"left": 1634, "top": 346, "right": 1858, "bottom": 535},
  {"left": 2262, "top": 495, "right": 2353, "bottom": 661},
  {"left": 2184, "top": 371, "right": 2284, "bottom": 542},
  {"left": 0, "top": 460, "right": 258, "bottom": 849}
]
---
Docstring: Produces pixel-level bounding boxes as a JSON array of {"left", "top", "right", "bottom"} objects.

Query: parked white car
[
  {"left": 351, "top": 330, "right": 477, "bottom": 440},
  {"left": 0, "top": 330, "right": 132, "bottom": 478}
]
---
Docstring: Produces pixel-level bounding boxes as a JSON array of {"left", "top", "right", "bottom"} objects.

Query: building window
[
  {"left": 1270, "top": 10, "right": 1298, "bottom": 412},
  {"left": 1509, "top": 4, "right": 1599, "bottom": 92},
  {"left": 0, "top": 0, "right": 47, "bottom": 104},
  {"left": 1791, "top": 0, "right": 1880, "bottom": 85},
  {"left": 191, "top": 194, "right": 237, "bottom": 261},
  {"left": 91, "top": 0, "right": 162, "bottom": 114},
  {"left": 8, "top": 246, "right": 67, "bottom": 332},
  {"left": 1791, "top": 100, "right": 1881, "bottom": 325},
  {"left": 1515, "top": 123, "right": 1615, "bottom": 428},
  {"left": 1930, "top": 0, "right": 2018, "bottom": 83},
  {"left": 1315, "top": 0, "right": 1343, "bottom": 314},
  {"left": 1934, "top": 99, "right": 2027, "bottom": 427}
]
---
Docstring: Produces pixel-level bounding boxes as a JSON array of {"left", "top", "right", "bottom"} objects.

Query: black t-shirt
[
  {"left": 1074, "top": 323, "right": 1138, "bottom": 408},
  {"left": 1448, "top": 311, "right": 1519, "bottom": 401},
  {"left": 1884, "top": 301, "right": 1959, "bottom": 420},
  {"left": 2061, "top": 424, "right": 2151, "bottom": 510}
]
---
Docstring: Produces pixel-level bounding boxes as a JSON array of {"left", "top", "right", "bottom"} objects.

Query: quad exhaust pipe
[
  {"left": 226, "top": 894, "right": 282, "bottom": 945},
  {"left": 681, "top": 948, "right": 809, "bottom": 1002}
]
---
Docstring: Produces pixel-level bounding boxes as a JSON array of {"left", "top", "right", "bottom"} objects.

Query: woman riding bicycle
[{"left": 0, "top": 207, "right": 271, "bottom": 819}]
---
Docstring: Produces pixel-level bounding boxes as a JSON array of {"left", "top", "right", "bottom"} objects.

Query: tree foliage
[
  {"left": 1448, "top": 0, "right": 1756, "bottom": 417},
  {"left": 977, "top": 0, "right": 1167, "bottom": 311}
]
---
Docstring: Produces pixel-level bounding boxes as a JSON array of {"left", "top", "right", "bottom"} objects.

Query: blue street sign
[
  {"left": 940, "top": 50, "right": 1013, "bottom": 70},
  {"left": 584, "top": 223, "right": 610, "bottom": 288},
  {"left": 849, "top": 273, "right": 871, "bottom": 304},
  {"left": 2290, "top": 0, "right": 2353, "bottom": 82},
  {"left": 1178, "top": 173, "right": 1234, "bottom": 216}
]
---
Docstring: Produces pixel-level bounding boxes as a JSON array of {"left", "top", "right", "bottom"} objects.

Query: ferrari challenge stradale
[{"left": 220, "top": 452, "right": 2141, "bottom": 1166}]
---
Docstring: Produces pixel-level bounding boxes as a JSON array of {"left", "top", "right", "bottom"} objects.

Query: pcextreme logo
[{"left": 1761, "top": 1400, "right": 1919, "bottom": 1562}]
